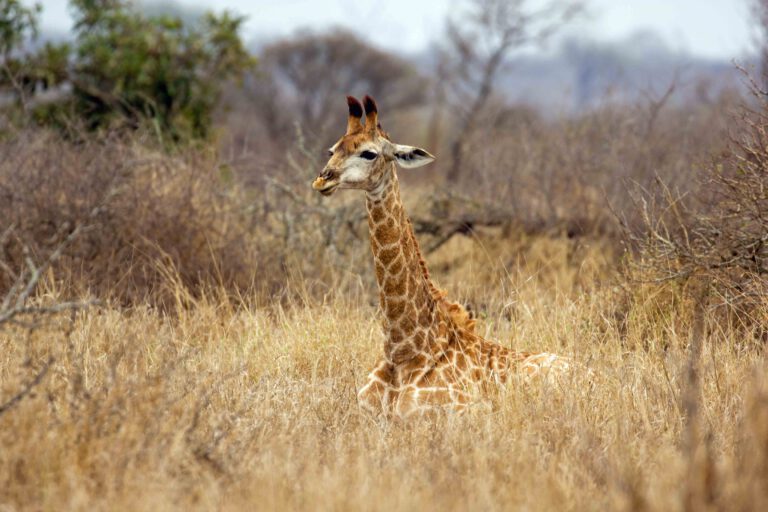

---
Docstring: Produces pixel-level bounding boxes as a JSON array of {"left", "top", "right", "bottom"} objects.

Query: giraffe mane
[{"left": 404, "top": 217, "right": 477, "bottom": 333}]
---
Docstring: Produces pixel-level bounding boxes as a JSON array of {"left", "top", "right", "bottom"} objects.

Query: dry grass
[
  {"left": 1, "top": 235, "right": 766, "bottom": 512},
  {"left": 0, "top": 82, "right": 764, "bottom": 511}
]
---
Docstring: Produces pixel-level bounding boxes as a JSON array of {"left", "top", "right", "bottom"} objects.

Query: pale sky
[{"left": 35, "top": 0, "right": 754, "bottom": 60}]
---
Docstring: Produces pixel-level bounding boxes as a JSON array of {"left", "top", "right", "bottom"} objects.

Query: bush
[
  {"left": 419, "top": 90, "right": 735, "bottom": 240},
  {"left": 0, "top": 0, "right": 40, "bottom": 55},
  {"left": 631, "top": 78, "right": 768, "bottom": 330},
  {"left": 0, "top": 128, "right": 374, "bottom": 307},
  {"left": 1, "top": 0, "right": 255, "bottom": 142},
  {"left": 0, "top": 130, "right": 260, "bottom": 305}
]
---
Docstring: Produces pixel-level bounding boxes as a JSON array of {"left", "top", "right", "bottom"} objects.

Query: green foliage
[
  {"left": 0, "top": 1, "right": 68, "bottom": 131},
  {"left": 2, "top": 0, "right": 256, "bottom": 142},
  {"left": 0, "top": 0, "right": 40, "bottom": 56},
  {"left": 70, "top": 0, "right": 256, "bottom": 140},
  {"left": 2, "top": 40, "right": 70, "bottom": 95}
]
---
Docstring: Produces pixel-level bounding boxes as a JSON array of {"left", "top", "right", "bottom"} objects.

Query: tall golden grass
[
  {"left": 1, "top": 233, "right": 766, "bottom": 511},
  {"left": 1, "top": 86, "right": 765, "bottom": 510}
]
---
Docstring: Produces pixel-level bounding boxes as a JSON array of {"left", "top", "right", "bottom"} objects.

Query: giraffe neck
[{"left": 366, "top": 164, "right": 438, "bottom": 365}]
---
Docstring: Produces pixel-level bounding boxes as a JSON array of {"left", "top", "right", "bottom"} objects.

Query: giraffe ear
[
  {"left": 389, "top": 144, "right": 435, "bottom": 169},
  {"left": 346, "top": 96, "right": 363, "bottom": 134}
]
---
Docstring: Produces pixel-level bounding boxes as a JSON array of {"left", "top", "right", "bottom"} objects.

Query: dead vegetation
[
  {"left": 630, "top": 78, "right": 768, "bottom": 333},
  {"left": 0, "top": 233, "right": 766, "bottom": 510},
  {"left": 0, "top": 106, "right": 766, "bottom": 510},
  {"left": 1, "top": 82, "right": 739, "bottom": 308}
]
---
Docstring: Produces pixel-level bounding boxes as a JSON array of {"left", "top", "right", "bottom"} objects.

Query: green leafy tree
[
  {"left": 0, "top": 0, "right": 62, "bottom": 114},
  {"left": 3, "top": 0, "right": 256, "bottom": 141},
  {"left": 68, "top": 0, "right": 255, "bottom": 140},
  {"left": 0, "top": 0, "right": 39, "bottom": 56}
]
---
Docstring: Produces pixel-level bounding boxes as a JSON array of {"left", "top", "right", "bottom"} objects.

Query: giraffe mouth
[
  {"left": 313, "top": 176, "right": 339, "bottom": 196},
  {"left": 319, "top": 183, "right": 339, "bottom": 196}
]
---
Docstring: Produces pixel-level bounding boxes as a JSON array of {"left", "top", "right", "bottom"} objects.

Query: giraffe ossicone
[{"left": 313, "top": 95, "right": 574, "bottom": 418}]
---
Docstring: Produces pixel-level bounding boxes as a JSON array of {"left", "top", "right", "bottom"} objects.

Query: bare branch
[
  {"left": 0, "top": 357, "right": 53, "bottom": 417},
  {"left": 441, "top": 0, "right": 583, "bottom": 180},
  {"left": 0, "top": 222, "right": 101, "bottom": 328}
]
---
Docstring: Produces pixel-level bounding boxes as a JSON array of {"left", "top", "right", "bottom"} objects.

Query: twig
[
  {"left": 0, "top": 219, "right": 106, "bottom": 328},
  {"left": 0, "top": 356, "right": 54, "bottom": 417}
]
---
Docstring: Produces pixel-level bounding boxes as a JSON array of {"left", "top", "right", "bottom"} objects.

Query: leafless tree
[
  {"left": 439, "top": 0, "right": 582, "bottom": 180},
  {"left": 250, "top": 29, "right": 427, "bottom": 146}
]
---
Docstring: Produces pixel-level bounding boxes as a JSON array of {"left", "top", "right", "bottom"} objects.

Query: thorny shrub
[{"left": 630, "top": 77, "right": 768, "bottom": 335}]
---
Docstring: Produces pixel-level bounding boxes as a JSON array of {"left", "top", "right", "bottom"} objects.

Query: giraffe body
[{"left": 313, "top": 95, "right": 571, "bottom": 418}]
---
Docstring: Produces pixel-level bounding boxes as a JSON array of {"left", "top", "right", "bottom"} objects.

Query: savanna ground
[{"left": 1, "top": 189, "right": 767, "bottom": 510}]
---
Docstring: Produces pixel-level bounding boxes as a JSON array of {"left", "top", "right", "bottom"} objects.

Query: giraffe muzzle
[{"left": 312, "top": 173, "right": 339, "bottom": 196}]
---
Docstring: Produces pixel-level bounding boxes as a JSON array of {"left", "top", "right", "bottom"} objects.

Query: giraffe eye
[
  {"left": 327, "top": 149, "right": 334, "bottom": 157},
  {"left": 360, "top": 150, "right": 378, "bottom": 160}
]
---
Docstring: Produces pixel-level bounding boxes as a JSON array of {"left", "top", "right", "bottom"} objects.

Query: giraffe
[{"left": 312, "top": 95, "right": 572, "bottom": 418}]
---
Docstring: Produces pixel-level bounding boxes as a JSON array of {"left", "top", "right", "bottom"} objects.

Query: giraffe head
[{"left": 312, "top": 95, "right": 435, "bottom": 196}]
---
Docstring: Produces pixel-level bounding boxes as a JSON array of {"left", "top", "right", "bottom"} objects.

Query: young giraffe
[{"left": 312, "top": 95, "right": 571, "bottom": 418}]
